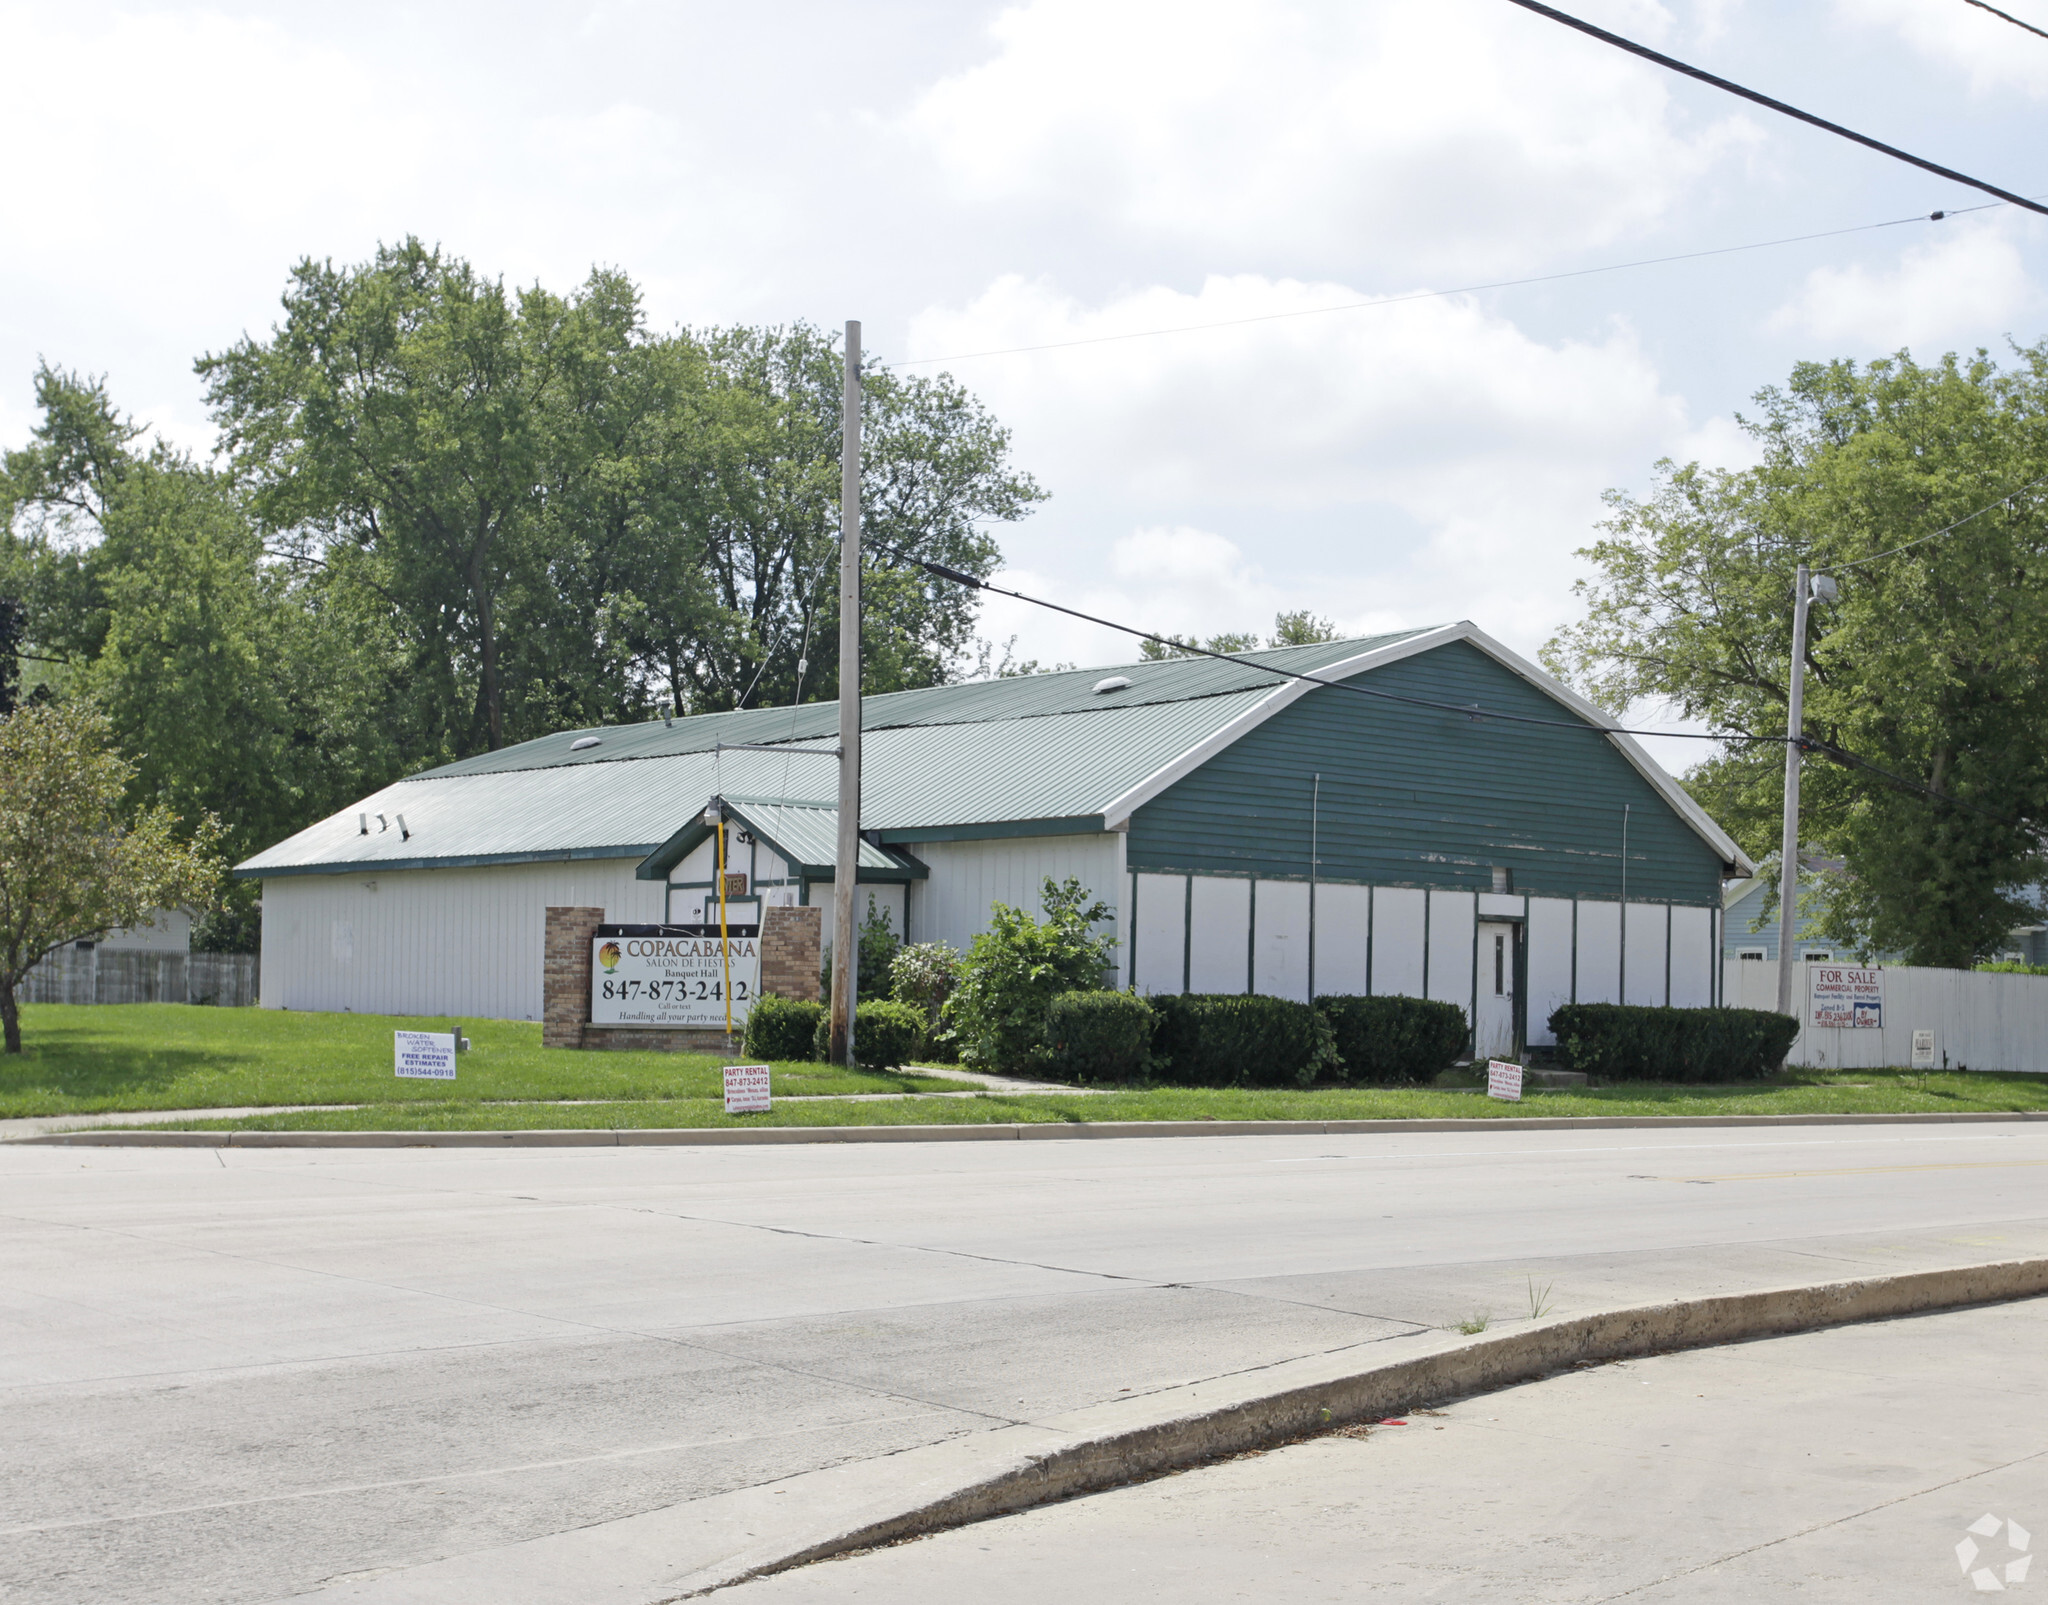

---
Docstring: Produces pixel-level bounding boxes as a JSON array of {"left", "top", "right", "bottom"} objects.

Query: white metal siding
[
  {"left": 1669, "top": 906, "right": 1714, "bottom": 1007},
  {"left": 1427, "top": 890, "right": 1476, "bottom": 1014},
  {"left": 1525, "top": 896, "right": 1574, "bottom": 1045},
  {"left": 1187, "top": 876, "right": 1250, "bottom": 993},
  {"left": 1623, "top": 902, "right": 1667, "bottom": 1005},
  {"left": 1315, "top": 883, "right": 1371, "bottom": 995},
  {"left": 1253, "top": 880, "right": 1311, "bottom": 1002},
  {"left": 1132, "top": 872, "right": 1186, "bottom": 995},
  {"left": 1370, "top": 887, "right": 1426, "bottom": 998},
  {"left": 905, "top": 832, "right": 1124, "bottom": 960},
  {"left": 259, "top": 859, "right": 663, "bottom": 1020},
  {"left": 1576, "top": 901, "right": 1621, "bottom": 1004}
]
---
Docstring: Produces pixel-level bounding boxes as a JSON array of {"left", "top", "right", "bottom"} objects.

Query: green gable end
[{"left": 1128, "top": 639, "right": 1725, "bottom": 906}]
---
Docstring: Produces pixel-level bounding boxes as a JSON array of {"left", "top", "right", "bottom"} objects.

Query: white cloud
[
  {"left": 903, "top": 0, "right": 1761, "bottom": 279},
  {"left": 916, "top": 272, "right": 1723, "bottom": 661},
  {"left": 1768, "top": 219, "right": 2038, "bottom": 350},
  {"left": 1834, "top": 0, "right": 2048, "bottom": 98}
]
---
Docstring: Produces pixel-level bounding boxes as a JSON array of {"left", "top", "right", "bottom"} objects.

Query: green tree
[
  {"left": 0, "top": 703, "right": 223, "bottom": 1051},
  {"left": 3, "top": 367, "right": 406, "bottom": 863},
  {"left": 1544, "top": 345, "right": 2048, "bottom": 968},
  {"left": 1138, "top": 611, "right": 1341, "bottom": 660},
  {"left": 203, "top": 256, "right": 1045, "bottom": 753},
  {"left": 945, "top": 877, "right": 1116, "bottom": 1071}
]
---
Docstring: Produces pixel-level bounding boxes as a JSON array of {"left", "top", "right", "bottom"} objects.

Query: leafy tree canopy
[
  {"left": 0, "top": 703, "right": 224, "bottom": 1051},
  {"left": 1137, "top": 610, "right": 1340, "bottom": 661},
  {"left": 1544, "top": 344, "right": 2048, "bottom": 968}
]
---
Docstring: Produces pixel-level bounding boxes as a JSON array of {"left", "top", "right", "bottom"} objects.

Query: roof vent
[
  {"left": 570, "top": 736, "right": 602, "bottom": 752},
  {"left": 1091, "top": 676, "right": 1133, "bottom": 695}
]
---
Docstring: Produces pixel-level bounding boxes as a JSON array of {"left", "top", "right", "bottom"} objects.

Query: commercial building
[{"left": 237, "top": 622, "right": 1752, "bottom": 1056}]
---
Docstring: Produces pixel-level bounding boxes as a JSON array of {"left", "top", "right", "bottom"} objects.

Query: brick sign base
[{"left": 542, "top": 904, "right": 822, "bottom": 1052}]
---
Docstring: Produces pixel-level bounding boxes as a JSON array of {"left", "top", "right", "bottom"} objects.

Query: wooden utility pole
[
  {"left": 829, "top": 320, "right": 862, "bottom": 1066},
  {"left": 1775, "top": 562, "right": 1812, "bottom": 1019}
]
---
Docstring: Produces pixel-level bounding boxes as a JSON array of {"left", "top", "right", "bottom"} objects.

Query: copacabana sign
[
  {"left": 591, "top": 923, "right": 760, "bottom": 1028},
  {"left": 1808, "top": 964, "right": 1883, "bottom": 1030}
]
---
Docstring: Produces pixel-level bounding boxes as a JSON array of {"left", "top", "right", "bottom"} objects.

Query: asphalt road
[
  {"left": 732, "top": 1295, "right": 2048, "bottom": 1603},
  {"left": 5, "top": 1124, "right": 2048, "bottom": 1604}
]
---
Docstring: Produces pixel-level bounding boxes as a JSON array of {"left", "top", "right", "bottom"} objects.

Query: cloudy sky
[{"left": 3, "top": 0, "right": 2043, "bottom": 745}]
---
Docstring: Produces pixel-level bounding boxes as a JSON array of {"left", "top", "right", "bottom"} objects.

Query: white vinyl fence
[
  {"left": 1724, "top": 959, "right": 2048, "bottom": 1073},
  {"left": 20, "top": 947, "right": 260, "bottom": 1008}
]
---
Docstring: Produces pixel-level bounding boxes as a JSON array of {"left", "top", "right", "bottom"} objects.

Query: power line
[
  {"left": 1964, "top": 0, "right": 2048, "bottom": 42},
  {"left": 1824, "top": 471, "right": 2048, "bottom": 575},
  {"left": 863, "top": 539, "right": 2034, "bottom": 828},
  {"left": 897, "top": 202, "right": 2003, "bottom": 368},
  {"left": 1501, "top": 0, "right": 2048, "bottom": 216},
  {"left": 870, "top": 536, "right": 1755, "bottom": 743}
]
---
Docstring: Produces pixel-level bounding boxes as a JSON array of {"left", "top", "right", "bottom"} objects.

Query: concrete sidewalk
[
  {"left": 4, "top": 1125, "right": 2047, "bottom": 1605},
  {"left": 730, "top": 1294, "right": 2048, "bottom": 1602}
]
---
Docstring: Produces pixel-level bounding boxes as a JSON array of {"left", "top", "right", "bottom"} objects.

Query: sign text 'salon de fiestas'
[{"left": 590, "top": 923, "right": 760, "bottom": 1028}]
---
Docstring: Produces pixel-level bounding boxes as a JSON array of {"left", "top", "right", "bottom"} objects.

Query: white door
[{"left": 1475, "top": 922, "right": 1517, "bottom": 1059}]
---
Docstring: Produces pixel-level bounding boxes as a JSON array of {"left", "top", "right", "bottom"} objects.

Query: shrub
[
  {"left": 745, "top": 994, "right": 824, "bottom": 1062},
  {"left": 892, "top": 942, "right": 964, "bottom": 1062},
  {"left": 1045, "top": 991, "right": 1154, "bottom": 1083},
  {"left": 810, "top": 998, "right": 928, "bottom": 1070},
  {"left": 947, "top": 877, "right": 1117, "bottom": 1072},
  {"left": 1315, "top": 995, "right": 1468, "bottom": 1084},
  {"left": 819, "top": 894, "right": 904, "bottom": 1000},
  {"left": 1547, "top": 1003, "right": 1800, "bottom": 1082},
  {"left": 1148, "top": 993, "right": 1337, "bottom": 1087}
]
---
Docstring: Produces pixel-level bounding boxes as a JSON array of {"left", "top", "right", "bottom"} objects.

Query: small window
[
  {"left": 1736, "top": 948, "right": 1767, "bottom": 962},
  {"left": 1490, "top": 866, "right": 1513, "bottom": 894},
  {"left": 1493, "top": 932, "right": 1507, "bottom": 995},
  {"left": 1802, "top": 950, "right": 1833, "bottom": 963}
]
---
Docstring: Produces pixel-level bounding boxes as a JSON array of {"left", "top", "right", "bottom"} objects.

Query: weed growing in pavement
[
  {"left": 1527, "top": 1276, "right": 1555, "bottom": 1319},
  {"left": 1456, "top": 1312, "right": 1491, "bottom": 1335}
]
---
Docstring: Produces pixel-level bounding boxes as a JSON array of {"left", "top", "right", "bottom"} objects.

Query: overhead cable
[
  {"left": 896, "top": 202, "right": 2006, "bottom": 368},
  {"left": 1963, "top": 0, "right": 2048, "bottom": 41},
  {"left": 1500, "top": 0, "right": 2048, "bottom": 215},
  {"left": 861, "top": 538, "right": 2032, "bottom": 828},
  {"left": 1823, "top": 471, "right": 2048, "bottom": 575}
]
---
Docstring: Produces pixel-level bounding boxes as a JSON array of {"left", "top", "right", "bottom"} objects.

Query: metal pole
[
  {"left": 1620, "top": 803, "right": 1629, "bottom": 1001},
  {"left": 1775, "top": 563, "right": 1812, "bottom": 1019},
  {"left": 829, "top": 320, "right": 863, "bottom": 1067},
  {"left": 716, "top": 804, "right": 733, "bottom": 1039},
  {"left": 1308, "top": 773, "right": 1320, "bottom": 1001}
]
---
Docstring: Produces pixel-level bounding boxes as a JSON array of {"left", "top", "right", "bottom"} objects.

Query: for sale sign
[
  {"left": 591, "top": 923, "right": 760, "bottom": 1028},
  {"left": 1808, "top": 964, "right": 1883, "bottom": 1030}
]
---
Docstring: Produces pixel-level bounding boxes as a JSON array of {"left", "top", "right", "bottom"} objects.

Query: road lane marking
[{"left": 1663, "top": 1160, "right": 2048, "bottom": 1183}]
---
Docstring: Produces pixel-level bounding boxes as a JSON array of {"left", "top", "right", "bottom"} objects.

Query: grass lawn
[
  {"left": 129, "top": 1066, "right": 2048, "bottom": 1132},
  {"left": 0, "top": 1004, "right": 954, "bottom": 1116}
]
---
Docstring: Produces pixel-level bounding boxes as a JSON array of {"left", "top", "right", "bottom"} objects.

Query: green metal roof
[
  {"left": 233, "top": 624, "right": 1748, "bottom": 878},
  {"left": 237, "top": 633, "right": 1428, "bottom": 877},
  {"left": 637, "top": 797, "right": 926, "bottom": 883}
]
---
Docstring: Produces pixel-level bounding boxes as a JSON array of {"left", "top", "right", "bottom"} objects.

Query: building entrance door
[{"left": 1475, "top": 921, "right": 1518, "bottom": 1060}]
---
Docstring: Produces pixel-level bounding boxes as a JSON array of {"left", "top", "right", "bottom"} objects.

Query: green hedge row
[
  {"left": 743, "top": 994, "right": 927, "bottom": 1070},
  {"left": 1045, "top": 991, "right": 1155, "bottom": 1082},
  {"left": 1315, "top": 996, "right": 1470, "bottom": 1085},
  {"left": 1547, "top": 1003, "right": 1798, "bottom": 1081}
]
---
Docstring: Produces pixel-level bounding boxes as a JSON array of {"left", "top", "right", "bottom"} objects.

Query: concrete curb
[
  {"left": 670, "top": 1254, "right": 2048, "bottom": 1597},
  {"left": 16, "top": 1108, "right": 2048, "bottom": 1147}
]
